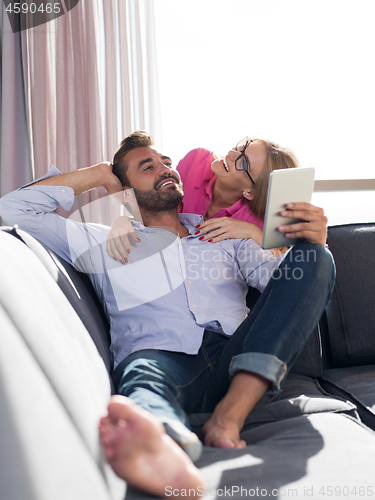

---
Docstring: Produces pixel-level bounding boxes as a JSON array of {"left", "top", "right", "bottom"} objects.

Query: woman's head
[
  {"left": 211, "top": 140, "right": 267, "bottom": 200},
  {"left": 232, "top": 137, "right": 300, "bottom": 219},
  {"left": 245, "top": 138, "right": 299, "bottom": 218}
]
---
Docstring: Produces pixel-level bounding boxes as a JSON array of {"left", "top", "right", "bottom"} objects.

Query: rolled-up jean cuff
[{"left": 229, "top": 352, "right": 287, "bottom": 396}]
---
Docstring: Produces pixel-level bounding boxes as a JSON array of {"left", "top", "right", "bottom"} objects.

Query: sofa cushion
[
  {"left": 0, "top": 304, "right": 121, "bottom": 500},
  {"left": 0, "top": 230, "right": 110, "bottom": 453},
  {"left": 189, "top": 373, "right": 357, "bottom": 433},
  {"left": 0, "top": 226, "right": 113, "bottom": 376},
  {"left": 193, "top": 413, "right": 375, "bottom": 499},
  {"left": 326, "top": 223, "right": 375, "bottom": 367},
  {"left": 320, "top": 365, "right": 375, "bottom": 431},
  {"left": 0, "top": 230, "right": 125, "bottom": 500}
]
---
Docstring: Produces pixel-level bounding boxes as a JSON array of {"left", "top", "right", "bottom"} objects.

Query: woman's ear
[{"left": 242, "top": 190, "right": 254, "bottom": 201}]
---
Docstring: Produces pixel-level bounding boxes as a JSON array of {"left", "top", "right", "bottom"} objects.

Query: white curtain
[{"left": 1, "top": 0, "right": 161, "bottom": 225}]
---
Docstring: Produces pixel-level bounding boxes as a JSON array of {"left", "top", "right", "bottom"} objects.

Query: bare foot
[
  {"left": 202, "top": 413, "right": 246, "bottom": 449},
  {"left": 202, "top": 371, "right": 269, "bottom": 449},
  {"left": 99, "top": 395, "right": 205, "bottom": 498}
]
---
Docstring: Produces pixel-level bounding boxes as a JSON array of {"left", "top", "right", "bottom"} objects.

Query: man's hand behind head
[{"left": 98, "top": 162, "right": 124, "bottom": 197}]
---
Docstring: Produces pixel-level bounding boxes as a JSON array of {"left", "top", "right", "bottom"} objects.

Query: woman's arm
[
  {"left": 194, "top": 217, "right": 263, "bottom": 244},
  {"left": 195, "top": 217, "right": 289, "bottom": 256},
  {"left": 106, "top": 216, "right": 141, "bottom": 264}
]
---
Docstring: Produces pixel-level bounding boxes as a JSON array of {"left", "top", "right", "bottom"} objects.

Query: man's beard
[{"left": 132, "top": 180, "right": 184, "bottom": 214}]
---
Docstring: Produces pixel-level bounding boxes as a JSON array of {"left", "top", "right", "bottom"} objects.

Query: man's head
[
  {"left": 112, "top": 131, "right": 184, "bottom": 214},
  {"left": 113, "top": 131, "right": 154, "bottom": 186}
]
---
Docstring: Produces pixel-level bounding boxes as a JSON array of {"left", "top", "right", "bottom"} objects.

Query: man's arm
[
  {"left": 0, "top": 162, "right": 123, "bottom": 270},
  {"left": 32, "top": 161, "right": 123, "bottom": 196}
]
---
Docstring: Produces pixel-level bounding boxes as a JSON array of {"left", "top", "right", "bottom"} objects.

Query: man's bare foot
[
  {"left": 201, "top": 372, "right": 270, "bottom": 449},
  {"left": 201, "top": 412, "right": 246, "bottom": 449},
  {"left": 99, "top": 395, "right": 205, "bottom": 498}
]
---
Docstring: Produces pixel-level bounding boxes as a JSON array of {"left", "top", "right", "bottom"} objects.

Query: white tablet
[{"left": 261, "top": 167, "right": 315, "bottom": 249}]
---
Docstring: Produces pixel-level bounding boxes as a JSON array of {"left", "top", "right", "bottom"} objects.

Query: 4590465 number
[{"left": 6, "top": 3, "right": 61, "bottom": 14}]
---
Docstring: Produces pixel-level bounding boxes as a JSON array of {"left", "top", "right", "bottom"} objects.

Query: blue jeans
[{"left": 113, "top": 243, "right": 335, "bottom": 431}]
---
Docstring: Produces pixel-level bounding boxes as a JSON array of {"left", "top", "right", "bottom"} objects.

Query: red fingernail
[
  {"left": 127, "top": 249, "right": 131, "bottom": 254},
  {"left": 208, "top": 239, "right": 213, "bottom": 243},
  {"left": 196, "top": 224, "right": 201, "bottom": 228},
  {"left": 195, "top": 231, "right": 200, "bottom": 235},
  {"left": 199, "top": 236, "right": 204, "bottom": 241}
]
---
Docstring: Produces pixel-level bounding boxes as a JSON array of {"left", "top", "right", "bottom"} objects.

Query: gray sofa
[{"left": 1, "top": 223, "right": 374, "bottom": 500}]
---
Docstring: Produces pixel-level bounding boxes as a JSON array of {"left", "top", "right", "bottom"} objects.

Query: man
[{"left": 0, "top": 131, "right": 334, "bottom": 498}]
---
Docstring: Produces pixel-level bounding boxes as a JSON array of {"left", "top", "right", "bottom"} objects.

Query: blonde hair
[{"left": 236, "top": 137, "right": 300, "bottom": 219}]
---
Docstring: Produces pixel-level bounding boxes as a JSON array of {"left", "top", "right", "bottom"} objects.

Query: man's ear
[
  {"left": 122, "top": 187, "right": 135, "bottom": 204},
  {"left": 242, "top": 190, "right": 254, "bottom": 201}
]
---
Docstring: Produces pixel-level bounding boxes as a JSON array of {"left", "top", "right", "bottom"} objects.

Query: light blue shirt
[{"left": 0, "top": 167, "right": 282, "bottom": 368}]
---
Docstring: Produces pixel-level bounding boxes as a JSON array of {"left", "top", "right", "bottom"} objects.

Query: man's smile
[
  {"left": 156, "top": 176, "right": 180, "bottom": 190},
  {"left": 158, "top": 180, "right": 176, "bottom": 188}
]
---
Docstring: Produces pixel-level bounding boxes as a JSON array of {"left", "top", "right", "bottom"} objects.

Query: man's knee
[
  {"left": 292, "top": 243, "right": 335, "bottom": 289},
  {"left": 114, "top": 351, "right": 181, "bottom": 398},
  {"left": 279, "top": 243, "right": 335, "bottom": 289},
  {"left": 307, "top": 244, "right": 335, "bottom": 284}
]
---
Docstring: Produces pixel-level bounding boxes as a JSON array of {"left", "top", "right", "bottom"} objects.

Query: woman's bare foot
[{"left": 99, "top": 395, "right": 205, "bottom": 498}]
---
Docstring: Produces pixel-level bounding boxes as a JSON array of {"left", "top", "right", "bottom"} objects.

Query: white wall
[{"left": 154, "top": 0, "right": 375, "bottom": 184}]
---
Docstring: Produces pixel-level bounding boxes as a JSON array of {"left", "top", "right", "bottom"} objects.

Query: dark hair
[{"left": 112, "top": 130, "right": 154, "bottom": 186}]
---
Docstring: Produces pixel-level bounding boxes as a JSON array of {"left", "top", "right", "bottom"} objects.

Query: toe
[
  {"left": 211, "top": 438, "right": 237, "bottom": 449},
  {"left": 235, "top": 439, "right": 247, "bottom": 449}
]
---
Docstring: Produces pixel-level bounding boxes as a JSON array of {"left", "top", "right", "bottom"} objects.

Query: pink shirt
[{"left": 177, "top": 148, "right": 264, "bottom": 229}]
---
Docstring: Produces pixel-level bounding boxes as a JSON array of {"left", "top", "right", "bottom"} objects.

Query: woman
[
  {"left": 176, "top": 137, "right": 298, "bottom": 245},
  {"left": 106, "top": 137, "right": 298, "bottom": 261}
]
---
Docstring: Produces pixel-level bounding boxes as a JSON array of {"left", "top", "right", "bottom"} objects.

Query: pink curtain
[
  {"left": 1, "top": 0, "right": 161, "bottom": 225},
  {"left": 0, "top": 6, "right": 33, "bottom": 199}
]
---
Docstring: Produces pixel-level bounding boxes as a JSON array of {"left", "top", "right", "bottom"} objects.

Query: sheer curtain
[
  {"left": 1, "top": 0, "right": 161, "bottom": 224},
  {"left": 0, "top": 5, "right": 33, "bottom": 200}
]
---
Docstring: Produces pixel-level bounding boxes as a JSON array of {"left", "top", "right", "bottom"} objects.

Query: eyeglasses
[{"left": 235, "top": 140, "right": 255, "bottom": 185}]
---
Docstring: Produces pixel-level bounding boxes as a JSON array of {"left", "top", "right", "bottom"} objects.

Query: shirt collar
[
  {"left": 131, "top": 213, "right": 203, "bottom": 235},
  {"left": 224, "top": 197, "right": 248, "bottom": 216},
  {"left": 204, "top": 175, "right": 216, "bottom": 199}
]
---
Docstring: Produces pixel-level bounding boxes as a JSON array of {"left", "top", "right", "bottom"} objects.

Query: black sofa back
[{"left": 326, "top": 223, "right": 375, "bottom": 368}]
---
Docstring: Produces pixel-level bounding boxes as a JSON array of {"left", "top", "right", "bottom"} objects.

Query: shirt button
[
  {"left": 188, "top": 280, "right": 192, "bottom": 285},
  {"left": 184, "top": 258, "right": 188, "bottom": 262},
  {"left": 193, "top": 304, "right": 197, "bottom": 308},
  {"left": 61, "top": 189, "right": 66, "bottom": 193}
]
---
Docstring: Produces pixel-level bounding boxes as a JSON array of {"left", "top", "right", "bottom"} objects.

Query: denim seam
[
  {"left": 201, "top": 344, "right": 216, "bottom": 373},
  {"left": 239, "top": 272, "right": 279, "bottom": 353},
  {"left": 176, "top": 359, "right": 215, "bottom": 390}
]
